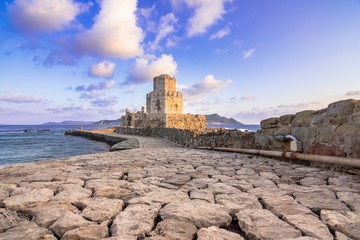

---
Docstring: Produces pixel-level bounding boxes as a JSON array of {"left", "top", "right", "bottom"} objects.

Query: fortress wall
[
  {"left": 258, "top": 99, "right": 360, "bottom": 158},
  {"left": 117, "top": 99, "right": 360, "bottom": 158}
]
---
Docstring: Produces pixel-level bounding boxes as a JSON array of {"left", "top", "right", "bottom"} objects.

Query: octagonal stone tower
[{"left": 146, "top": 74, "right": 183, "bottom": 114}]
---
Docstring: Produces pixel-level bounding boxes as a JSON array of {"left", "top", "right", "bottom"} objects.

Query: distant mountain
[
  {"left": 92, "top": 118, "right": 122, "bottom": 126},
  {"left": 205, "top": 114, "right": 244, "bottom": 125},
  {"left": 42, "top": 121, "right": 94, "bottom": 125}
]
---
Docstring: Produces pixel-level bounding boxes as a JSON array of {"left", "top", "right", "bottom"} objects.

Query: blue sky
[{"left": 0, "top": 0, "right": 359, "bottom": 124}]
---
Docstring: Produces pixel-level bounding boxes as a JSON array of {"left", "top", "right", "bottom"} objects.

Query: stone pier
[{"left": 0, "top": 133, "right": 359, "bottom": 239}]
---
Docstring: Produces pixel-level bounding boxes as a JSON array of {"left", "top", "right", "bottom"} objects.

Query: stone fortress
[{"left": 121, "top": 74, "right": 205, "bottom": 130}]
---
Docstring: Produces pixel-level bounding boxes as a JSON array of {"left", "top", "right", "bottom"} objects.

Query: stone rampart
[{"left": 117, "top": 99, "right": 360, "bottom": 159}]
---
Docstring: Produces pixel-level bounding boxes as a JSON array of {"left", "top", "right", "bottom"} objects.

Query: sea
[{"left": 0, "top": 124, "right": 260, "bottom": 166}]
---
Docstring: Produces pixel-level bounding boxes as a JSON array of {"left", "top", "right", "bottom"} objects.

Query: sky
[{"left": 0, "top": 0, "right": 359, "bottom": 125}]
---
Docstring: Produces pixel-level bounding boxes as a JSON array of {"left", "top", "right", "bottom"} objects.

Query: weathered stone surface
[
  {"left": 292, "top": 110, "right": 314, "bottom": 127},
  {"left": 328, "top": 99, "right": 356, "bottom": 116},
  {"left": 49, "top": 212, "right": 92, "bottom": 237},
  {"left": 61, "top": 224, "right": 109, "bottom": 240},
  {"left": 93, "top": 186, "right": 133, "bottom": 199},
  {"left": 337, "top": 191, "right": 360, "bottom": 212},
  {"left": 128, "top": 188, "right": 188, "bottom": 206},
  {"left": 336, "top": 124, "right": 360, "bottom": 135},
  {"left": 208, "top": 182, "right": 242, "bottom": 195},
  {"left": 148, "top": 219, "right": 197, "bottom": 240},
  {"left": 160, "top": 200, "right": 231, "bottom": 228},
  {"left": 236, "top": 209, "right": 301, "bottom": 240},
  {"left": 190, "top": 189, "right": 214, "bottom": 203},
  {"left": 110, "top": 203, "right": 161, "bottom": 238},
  {"left": 0, "top": 208, "right": 17, "bottom": 233},
  {"left": 85, "top": 179, "right": 127, "bottom": 190},
  {"left": 254, "top": 134, "right": 271, "bottom": 147},
  {"left": 0, "top": 220, "right": 56, "bottom": 240},
  {"left": 74, "top": 197, "right": 124, "bottom": 223},
  {"left": 3, "top": 188, "right": 54, "bottom": 211},
  {"left": 24, "top": 202, "right": 78, "bottom": 228},
  {"left": 291, "top": 127, "right": 311, "bottom": 142},
  {"left": 299, "top": 177, "right": 327, "bottom": 186},
  {"left": 197, "top": 226, "right": 244, "bottom": 240},
  {"left": 279, "top": 114, "right": 295, "bottom": 125},
  {"left": 283, "top": 214, "right": 333, "bottom": 240},
  {"left": 248, "top": 186, "right": 287, "bottom": 198},
  {"left": 51, "top": 186, "right": 92, "bottom": 203},
  {"left": 221, "top": 179, "right": 253, "bottom": 192},
  {"left": 163, "top": 174, "right": 191, "bottom": 186},
  {"left": 293, "top": 187, "right": 349, "bottom": 212},
  {"left": 335, "top": 231, "right": 353, "bottom": 240},
  {"left": 321, "top": 210, "right": 360, "bottom": 239},
  {"left": 261, "top": 117, "right": 279, "bottom": 129},
  {"left": 262, "top": 195, "right": 314, "bottom": 218},
  {"left": 127, "top": 170, "right": 146, "bottom": 182},
  {"left": 215, "top": 193, "right": 262, "bottom": 215},
  {"left": 110, "top": 138, "right": 139, "bottom": 151}
]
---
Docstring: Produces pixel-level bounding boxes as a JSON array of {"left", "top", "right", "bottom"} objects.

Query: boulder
[
  {"left": 3, "top": 188, "right": 54, "bottom": 211},
  {"left": 279, "top": 114, "right": 295, "bottom": 125},
  {"left": 0, "top": 208, "right": 18, "bottom": 233},
  {"left": 61, "top": 224, "right": 109, "bottom": 240},
  {"left": 190, "top": 189, "right": 214, "bottom": 203},
  {"left": 159, "top": 199, "right": 232, "bottom": 228},
  {"left": 261, "top": 118, "right": 279, "bottom": 129},
  {"left": 51, "top": 186, "right": 92, "bottom": 203},
  {"left": 215, "top": 193, "right": 262, "bottom": 216},
  {"left": 328, "top": 99, "right": 356, "bottom": 116},
  {"left": 49, "top": 212, "right": 92, "bottom": 238},
  {"left": 0, "top": 220, "right": 56, "bottom": 240}
]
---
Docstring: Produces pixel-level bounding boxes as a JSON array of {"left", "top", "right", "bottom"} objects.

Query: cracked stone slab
[
  {"left": 190, "top": 189, "right": 214, "bottom": 203},
  {"left": 320, "top": 210, "right": 360, "bottom": 239},
  {"left": 51, "top": 186, "right": 92, "bottom": 203},
  {"left": 215, "top": 193, "right": 262, "bottom": 216},
  {"left": 0, "top": 208, "right": 18, "bottom": 233},
  {"left": 49, "top": 212, "right": 93, "bottom": 238},
  {"left": 128, "top": 188, "right": 189, "bottom": 206},
  {"left": 110, "top": 203, "right": 161, "bottom": 238},
  {"left": 61, "top": 224, "right": 109, "bottom": 240},
  {"left": 159, "top": 199, "right": 232, "bottom": 228},
  {"left": 0, "top": 220, "right": 56, "bottom": 240},
  {"left": 235, "top": 209, "right": 302, "bottom": 240},
  {"left": 283, "top": 214, "right": 333, "bottom": 240},
  {"left": 74, "top": 197, "right": 124, "bottom": 223},
  {"left": 147, "top": 219, "right": 197, "bottom": 240}
]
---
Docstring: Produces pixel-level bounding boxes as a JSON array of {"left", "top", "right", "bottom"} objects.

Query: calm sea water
[
  {"left": 0, "top": 124, "right": 260, "bottom": 166},
  {"left": 0, "top": 125, "right": 111, "bottom": 165}
]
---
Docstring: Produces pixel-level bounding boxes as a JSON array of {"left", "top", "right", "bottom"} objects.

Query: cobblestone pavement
[{"left": 0, "top": 135, "right": 359, "bottom": 240}]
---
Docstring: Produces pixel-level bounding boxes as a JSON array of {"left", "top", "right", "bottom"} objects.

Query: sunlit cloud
[
  {"left": 242, "top": 48, "right": 255, "bottom": 59},
  {"left": 210, "top": 26, "right": 230, "bottom": 40},
  {"left": 149, "top": 13, "right": 178, "bottom": 51},
  {"left": 127, "top": 54, "right": 178, "bottom": 84},
  {"left": 88, "top": 61, "right": 116, "bottom": 79},
  {"left": 346, "top": 90, "right": 360, "bottom": 96}
]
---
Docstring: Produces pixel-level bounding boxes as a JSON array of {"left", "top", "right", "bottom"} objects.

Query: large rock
[
  {"left": 24, "top": 202, "right": 78, "bottom": 228},
  {"left": 93, "top": 186, "right": 133, "bottom": 199},
  {"left": 0, "top": 208, "right": 18, "bottom": 233},
  {"left": 336, "top": 124, "right": 360, "bottom": 135},
  {"left": 291, "top": 110, "right": 314, "bottom": 127},
  {"left": 3, "top": 188, "right": 54, "bottom": 211},
  {"left": 328, "top": 99, "right": 356, "bottom": 116},
  {"left": 215, "top": 193, "right": 262, "bottom": 216},
  {"left": 279, "top": 114, "right": 295, "bottom": 125},
  {"left": 320, "top": 210, "right": 360, "bottom": 239},
  {"left": 74, "top": 197, "right": 124, "bottom": 223},
  {"left": 147, "top": 219, "right": 197, "bottom": 240},
  {"left": 51, "top": 186, "right": 92, "bottom": 203},
  {"left": 208, "top": 182, "right": 243, "bottom": 195},
  {"left": 283, "top": 214, "right": 333, "bottom": 240},
  {"left": 163, "top": 174, "right": 191, "bottom": 186},
  {"left": 49, "top": 212, "right": 92, "bottom": 238},
  {"left": 197, "top": 226, "right": 244, "bottom": 240},
  {"left": 110, "top": 203, "right": 161, "bottom": 238},
  {"left": 262, "top": 195, "right": 314, "bottom": 218},
  {"left": 159, "top": 199, "right": 232, "bottom": 228},
  {"left": 128, "top": 188, "right": 189, "bottom": 206},
  {"left": 235, "top": 209, "right": 302, "bottom": 240},
  {"left": 0, "top": 220, "right": 56, "bottom": 240},
  {"left": 61, "top": 224, "right": 109, "bottom": 240},
  {"left": 84, "top": 178, "right": 127, "bottom": 190},
  {"left": 261, "top": 117, "right": 279, "bottom": 129},
  {"left": 190, "top": 189, "right": 214, "bottom": 203},
  {"left": 337, "top": 191, "right": 360, "bottom": 212}
]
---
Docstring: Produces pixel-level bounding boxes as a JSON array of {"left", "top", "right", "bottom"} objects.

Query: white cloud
[
  {"left": 91, "top": 95, "right": 118, "bottom": 107},
  {"left": 0, "top": 93, "right": 43, "bottom": 103},
  {"left": 150, "top": 13, "right": 178, "bottom": 50},
  {"left": 7, "top": 0, "right": 87, "bottom": 35},
  {"left": 210, "top": 26, "right": 230, "bottom": 40},
  {"left": 241, "top": 95, "right": 254, "bottom": 100},
  {"left": 242, "top": 48, "right": 256, "bottom": 59},
  {"left": 80, "top": 90, "right": 105, "bottom": 99},
  {"left": 88, "top": 61, "right": 116, "bottom": 78},
  {"left": 179, "top": 0, "right": 233, "bottom": 37},
  {"left": 125, "top": 85, "right": 136, "bottom": 94},
  {"left": 74, "top": 0, "right": 143, "bottom": 58},
  {"left": 75, "top": 80, "right": 115, "bottom": 92},
  {"left": 179, "top": 74, "right": 232, "bottom": 101},
  {"left": 127, "top": 54, "right": 178, "bottom": 84},
  {"left": 346, "top": 90, "right": 360, "bottom": 96}
]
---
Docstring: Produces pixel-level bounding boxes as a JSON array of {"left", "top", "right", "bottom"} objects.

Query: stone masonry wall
[{"left": 259, "top": 99, "right": 360, "bottom": 158}]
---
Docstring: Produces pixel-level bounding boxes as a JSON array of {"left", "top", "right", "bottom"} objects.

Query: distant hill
[
  {"left": 42, "top": 121, "right": 94, "bottom": 125},
  {"left": 92, "top": 118, "right": 122, "bottom": 126},
  {"left": 205, "top": 114, "right": 244, "bottom": 125}
]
